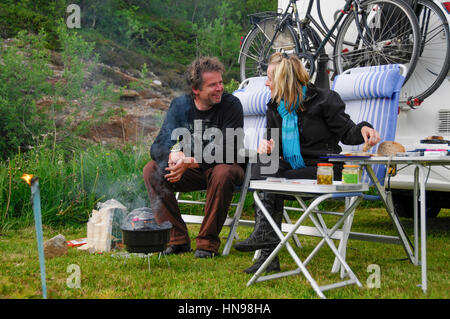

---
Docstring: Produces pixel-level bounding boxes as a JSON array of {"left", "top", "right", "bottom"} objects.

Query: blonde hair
[{"left": 268, "top": 53, "right": 310, "bottom": 112}]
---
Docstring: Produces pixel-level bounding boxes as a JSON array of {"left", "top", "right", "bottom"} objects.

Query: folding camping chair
[
  {"left": 177, "top": 76, "right": 299, "bottom": 256},
  {"left": 330, "top": 64, "right": 406, "bottom": 275}
]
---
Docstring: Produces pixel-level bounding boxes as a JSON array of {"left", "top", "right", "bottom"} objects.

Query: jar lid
[
  {"left": 317, "top": 163, "right": 333, "bottom": 166},
  {"left": 343, "top": 165, "right": 360, "bottom": 168}
]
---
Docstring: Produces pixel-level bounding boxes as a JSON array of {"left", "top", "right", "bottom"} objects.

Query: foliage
[
  {"left": 0, "top": 0, "right": 281, "bottom": 229},
  {"left": 224, "top": 79, "right": 241, "bottom": 94},
  {"left": 0, "top": 0, "right": 278, "bottom": 83},
  {"left": 0, "top": 142, "right": 150, "bottom": 230},
  {"left": 194, "top": 2, "right": 243, "bottom": 79},
  {"left": 0, "top": 30, "right": 53, "bottom": 159},
  {"left": 0, "top": 0, "right": 67, "bottom": 48},
  {"left": 0, "top": 22, "right": 118, "bottom": 160}
]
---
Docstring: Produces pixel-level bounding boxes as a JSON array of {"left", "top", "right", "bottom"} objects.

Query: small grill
[{"left": 120, "top": 207, "right": 172, "bottom": 254}]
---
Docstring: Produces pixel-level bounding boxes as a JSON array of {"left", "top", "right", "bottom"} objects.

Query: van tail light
[{"left": 442, "top": 2, "right": 450, "bottom": 14}]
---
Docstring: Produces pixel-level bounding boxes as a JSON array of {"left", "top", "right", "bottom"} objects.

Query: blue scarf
[{"left": 277, "top": 86, "right": 307, "bottom": 169}]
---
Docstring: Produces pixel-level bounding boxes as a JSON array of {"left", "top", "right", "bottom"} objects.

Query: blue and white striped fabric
[
  {"left": 233, "top": 77, "right": 271, "bottom": 151},
  {"left": 332, "top": 64, "right": 405, "bottom": 184}
]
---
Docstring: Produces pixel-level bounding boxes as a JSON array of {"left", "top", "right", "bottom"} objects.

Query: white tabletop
[
  {"left": 250, "top": 178, "right": 369, "bottom": 194},
  {"left": 330, "top": 155, "right": 450, "bottom": 165}
]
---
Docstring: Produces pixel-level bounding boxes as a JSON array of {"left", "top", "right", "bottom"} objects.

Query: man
[{"left": 143, "top": 57, "right": 244, "bottom": 258}]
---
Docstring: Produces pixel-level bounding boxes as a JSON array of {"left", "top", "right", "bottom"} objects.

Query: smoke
[{"left": 94, "top": 172, "right": 148, "bottom": 212}]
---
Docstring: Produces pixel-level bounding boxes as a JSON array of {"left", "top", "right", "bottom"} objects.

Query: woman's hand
[
  {"left": 361, "top": 126, "right": 380, "bottom": 151},
  {"left": 257, "top": 139, "right": 275, "bottom": 154}
]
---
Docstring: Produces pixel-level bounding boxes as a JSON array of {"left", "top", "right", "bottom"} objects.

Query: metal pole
[{"left": 30, "top": 178, "right": 47, "bottom": 299}]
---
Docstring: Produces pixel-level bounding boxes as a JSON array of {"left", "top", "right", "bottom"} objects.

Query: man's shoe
[
  {"left": 194, "top": 249, "right": 216, "bottom": 259},
  {"left": 164, "top": 243, "right": 191, "bottom": 255}
]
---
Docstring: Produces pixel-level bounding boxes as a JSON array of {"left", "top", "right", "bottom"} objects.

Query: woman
[{"left": 234, "top": 53, "right": 380, "bottom": 273}]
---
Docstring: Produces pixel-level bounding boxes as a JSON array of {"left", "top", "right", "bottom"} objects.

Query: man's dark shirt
[{"left": 150, "top": 93, "right": 244, "bottom": 170}]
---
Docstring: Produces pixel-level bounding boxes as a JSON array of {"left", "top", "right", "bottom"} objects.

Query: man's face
[{"left": 192, "top": 71, "right": 224, "bottom": 108}]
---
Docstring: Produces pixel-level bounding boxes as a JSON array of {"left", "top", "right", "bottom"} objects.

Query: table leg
[
  {"left": 307, "top": 213, "right": 362, "bottom": 288},
  {"left": 414, "top": 166, "right": 420, "bottom": 265},
  {"left": 248, "top": 191, "right": 326, "bottom": 299},
  {"left": 364, "top": 165, "right": 415, "bottom": 262},
  {"left": 418, "top": 164, "right": 427, "bottom": 293},
  {"left": 248, "top": 191, "right": 363, "bottom": 298}
]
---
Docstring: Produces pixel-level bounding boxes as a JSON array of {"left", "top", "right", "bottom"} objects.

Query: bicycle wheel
[
  {"left": 401, "top": 0, "right": 450, "bottom": 103},
  {"left": 239, "top": 18, "right": 300, "bottom": 82},
  {"left": 333, "top": 0, "right": 420, "bottom": 83}
]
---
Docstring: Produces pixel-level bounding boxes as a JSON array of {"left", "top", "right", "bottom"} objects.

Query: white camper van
[{"left": 276, "top": 0, "right": 450, "bottom": 217}]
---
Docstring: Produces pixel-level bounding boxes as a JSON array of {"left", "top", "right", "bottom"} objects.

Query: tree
[{"left": 193, "top": 2, "right": 243, "bottom": 80}]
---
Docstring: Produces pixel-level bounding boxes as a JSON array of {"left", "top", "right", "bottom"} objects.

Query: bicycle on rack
[
  {"left": 239, "top": 0, "right": 450, "bottom": 105},
  {"left": 401, "top": 0, "right": 450, "bottom": 106},
  {"left": 239, "top": 0, "right": 421, "bottom": 87}
]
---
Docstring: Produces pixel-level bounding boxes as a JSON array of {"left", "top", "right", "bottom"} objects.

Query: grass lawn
[{"left": 0, "top": 208, "right": 449, "bottom": 299}]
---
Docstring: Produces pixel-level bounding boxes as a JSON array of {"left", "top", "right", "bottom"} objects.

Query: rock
[
  {"left": 44, "top": 234, "right": 68, "bottom": 259},
  {"left": 113, "top": 89, "right": 140, "bottom": 101},
  {"left": 138, "top": 89, "right": 161, "bottom": 99},
  {"left": 144, "top": 98, "right": 170, "bottom": 111},
  {"left": 153, "top": 80, "right": 162, "bottom": 86}
]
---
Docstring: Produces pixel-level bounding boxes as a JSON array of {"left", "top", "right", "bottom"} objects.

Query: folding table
[
  {"left": 247, "top": 179, "right": 369, "bottom": 299},
  {"left": 330, "top": 155, "right": 450, "bottom": 293}
]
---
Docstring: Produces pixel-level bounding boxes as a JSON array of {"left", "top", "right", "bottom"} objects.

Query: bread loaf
[
  {"left": 377, "top": 141, "right": 405, "bottom": 156},
  {"left": 425, "top": 136, "right": 443, "bottom": 140}
]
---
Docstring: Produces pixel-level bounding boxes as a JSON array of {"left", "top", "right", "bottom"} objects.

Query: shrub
[{"left": 0, "top": 30, "right": 53, "bottom": 160}]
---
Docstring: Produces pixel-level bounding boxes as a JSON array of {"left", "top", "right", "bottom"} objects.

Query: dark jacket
[
  {"left": 150, "top": 93, "right": 244, "bottom": 170},
  {"left": 266, "top": 83, "right": 371, "bottom": 166}
]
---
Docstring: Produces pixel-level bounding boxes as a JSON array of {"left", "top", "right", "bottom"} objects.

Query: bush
[
  {"left": 0, "top": 31, "right": 53, "bottom": 160},
  {"left": 0, "top": 0, "right": 67, "bottom": 49},
  {"left": 0, "top": 142, "right": 151, "bottom": 231}
]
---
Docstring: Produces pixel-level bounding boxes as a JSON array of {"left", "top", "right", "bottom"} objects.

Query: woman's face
[{"left": 265, "top": 64, "right": 275, "bottom": 95}]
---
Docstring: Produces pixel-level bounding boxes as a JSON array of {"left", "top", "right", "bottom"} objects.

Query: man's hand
[
  {"left": 361, "top": 126, "right": 381, "bottom": 151},
  {"left": 165, "top": 154, "right": 199, "bottom": 183},
  {"left": 168, "top": 151, "right": 185, "bottom": 168},
  {"left": 257, "top": 138, "right": 275, "bottom": 154}
]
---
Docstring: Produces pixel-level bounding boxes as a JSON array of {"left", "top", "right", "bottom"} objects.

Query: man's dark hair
[{"left": 186, "top": 56, "right": 225, "bottom": 91}]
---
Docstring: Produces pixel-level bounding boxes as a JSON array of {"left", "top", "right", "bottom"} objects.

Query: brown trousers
[{"left": 143, "top": 161, "right": 244, "bottom": 253}]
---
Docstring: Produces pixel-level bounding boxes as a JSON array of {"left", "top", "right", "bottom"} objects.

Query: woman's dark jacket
[{"left": 266, "top": 83, "right": 372, "bottom": 167}]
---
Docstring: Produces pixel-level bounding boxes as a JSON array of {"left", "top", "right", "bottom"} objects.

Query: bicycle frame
[
  {"left": 297, "top": 0, "right": 365, "bottom": 59},
  {"left": 239, "top": 0, "right": 366, "bottom": 64},
  {"left": 239, "top": 0, "right": 404, "bottom": 77},
  {"left": 238, "top": 3, "right": 297, "bottom": 66}
]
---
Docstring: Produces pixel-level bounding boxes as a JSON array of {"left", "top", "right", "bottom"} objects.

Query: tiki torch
[{"left": 21, "top": 174, "right": 47, "bottom": 299}]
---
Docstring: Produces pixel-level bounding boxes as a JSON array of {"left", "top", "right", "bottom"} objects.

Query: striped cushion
[
  {"left": 233, "top": 77, "right": 271, "bottom": 151},
  {"left": 333, "top": 65, "right": 405, "bottom": 184},
  {"left": 332, "top": 67, "right": 404, "bottom": 101},
  {"left": 233, "top": 77, "right": 271, "bottom": 116}
]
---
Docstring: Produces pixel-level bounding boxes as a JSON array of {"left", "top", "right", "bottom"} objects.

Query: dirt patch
[{"left": 87, "top": 112, "right": 161, "bottom": 144}]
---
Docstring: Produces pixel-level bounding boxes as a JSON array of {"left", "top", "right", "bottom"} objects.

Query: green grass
[{"left": 1, "top": 208, "right": 449, "bottom": 299}]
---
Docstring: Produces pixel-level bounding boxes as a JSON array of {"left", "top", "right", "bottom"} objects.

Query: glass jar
[
  {"left": 342, "top": 165, "right": 360, "bottom": 184},
  {"left": 317, "top": 163, "right": 333, "bottom": 185}
]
